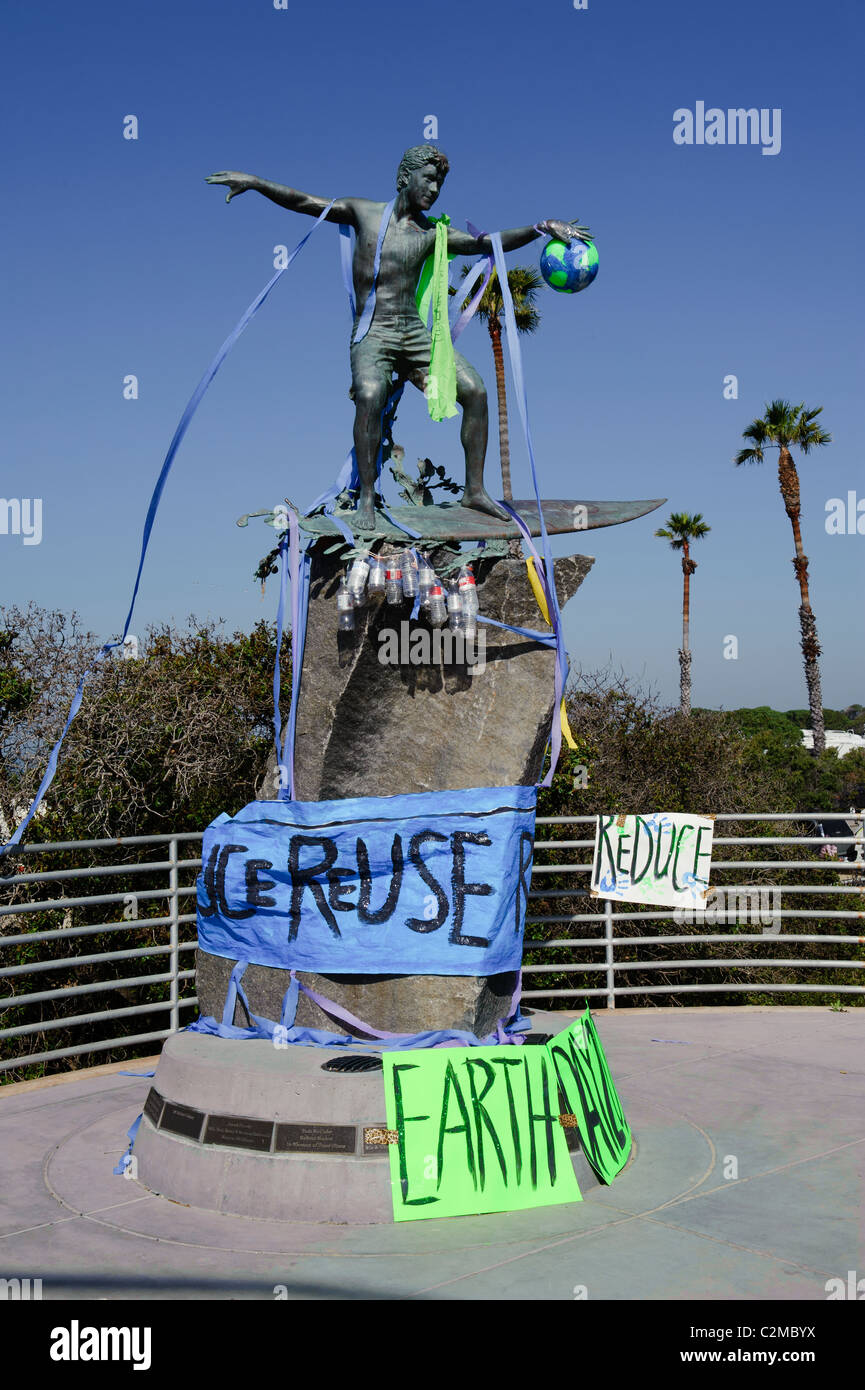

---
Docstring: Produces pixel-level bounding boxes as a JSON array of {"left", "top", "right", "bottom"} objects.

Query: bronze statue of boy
[{"left": 207, "top": 146, "right": 587, "bottom": 529}]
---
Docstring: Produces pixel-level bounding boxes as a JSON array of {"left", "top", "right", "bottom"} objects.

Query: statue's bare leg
[
  {"left": 351, "top": 376, "right": 390, "bottom": 531},
  {"left": 455, "top": 355, "right": 510, "bottom": 521}
]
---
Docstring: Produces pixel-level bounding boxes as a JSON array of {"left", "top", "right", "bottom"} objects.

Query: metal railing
[
  {"left": 1, "top": 813, "right": 863, "bottom": 1073},
  {"left": 0, "top": 833, "right": 203, "bottom": 1073}
]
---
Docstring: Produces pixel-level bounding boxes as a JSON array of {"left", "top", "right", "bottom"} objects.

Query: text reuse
[{"left": 196, "top": 787, "right": 537, "bottom": 975}]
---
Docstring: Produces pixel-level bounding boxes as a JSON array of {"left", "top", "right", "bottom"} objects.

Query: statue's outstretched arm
[
  {"left": 447, "top": 218, "right": 592, "bottom": 256},
  {"left": 205, "top": 172, "right": 357, "bottom": 225}
]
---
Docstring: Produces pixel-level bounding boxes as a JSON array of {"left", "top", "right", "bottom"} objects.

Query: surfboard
[{"left": 291, "top": 498, "right": 666, "bottom": 542}]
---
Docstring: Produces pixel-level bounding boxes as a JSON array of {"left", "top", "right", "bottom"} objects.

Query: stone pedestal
[
  {"left": 196, "top": 546, "right": 594, "bottom": 1036},
  {"left": 291, "top": 545, "right": 593, "bottom": 799},
  {"left": 135, "top": 1025, "right": 611, "bottom": 1224}
]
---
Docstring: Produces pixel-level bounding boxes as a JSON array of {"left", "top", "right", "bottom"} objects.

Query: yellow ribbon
[{"left": 525, "top": 557, "right": 578, "bottom": 752}]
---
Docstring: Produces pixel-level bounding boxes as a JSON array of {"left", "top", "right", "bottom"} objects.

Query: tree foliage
[{"left": 0, "top": 604, "right": 289, "bottom": 843}]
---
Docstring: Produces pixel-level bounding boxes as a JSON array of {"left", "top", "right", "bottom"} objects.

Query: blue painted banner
[{"left": 196, "top": 786, "right": 537, "bottom": 975}]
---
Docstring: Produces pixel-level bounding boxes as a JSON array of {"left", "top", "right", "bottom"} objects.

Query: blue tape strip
[
  {"left": 2, "top": 199, "right": 337, "bottom": 853},
  {"left": 352, "top": 199, "right": 395, "bottom": 345},
  {"left": 489, "top": 232, "right": 568, "bottom": 787},
  {"left": 113, "top": 1112, "right": 143, "bottom": 1176},
  {"left": 338, "top": 224, "right": 356, "bottom": 320}
]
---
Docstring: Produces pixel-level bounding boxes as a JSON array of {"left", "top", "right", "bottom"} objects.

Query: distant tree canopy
[
  {"left": 0, "top": 605, "right": 289, "bottom": 844},
  {"left": 786, "top": 706, "right": 865, "bottom": 735},
  {"left": 544, "top": 676, "right": 790, "bottom": 820},
  {"left": 1, "top": 608, "right": 862, "bottom": 848}
]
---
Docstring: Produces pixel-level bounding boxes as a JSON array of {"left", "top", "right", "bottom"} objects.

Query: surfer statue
[{"left": 207, "top": 145, "right": 589, "bottom": 530}]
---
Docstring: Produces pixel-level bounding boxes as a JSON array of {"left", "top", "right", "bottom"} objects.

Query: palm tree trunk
[
  {"left": 778, "top": 447, "right": 825, "bottom": 753},
  {"left": 489, "top": 320, "right": 512, "bottom": 501},
  {"left": 679, "top": 542, "right": 692, "bottom": 716}
]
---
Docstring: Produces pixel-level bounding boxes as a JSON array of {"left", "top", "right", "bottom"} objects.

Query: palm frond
[
  {"left": 734, "top": 446, "right": 764, "bottom": 466},
  {"left": 737, "top": 399, "right": 832, "bottom": 461},
  {"left": 655, "top": 512, "right": 711, "bottom": 546}
]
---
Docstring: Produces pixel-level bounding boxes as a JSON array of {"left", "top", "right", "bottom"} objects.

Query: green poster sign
[
  {"left": 382, "top": 1047, "right": 583, "bottom": 1222},
  {"left": 545, "top": 1010, "right": 631, "bottom": 1183}
]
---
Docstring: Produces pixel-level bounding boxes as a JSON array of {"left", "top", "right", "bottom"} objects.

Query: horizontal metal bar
[
  {"left": 0, "top": 999, "right": 179, "bottom": 1039},
  {"left": 5, "top": 856, "right": 202, "bottom": 888},
  {"left": 528, "top": 885, "right": 865, "bottom": 901},
  {"left": 1, "top": 885, "right": 198, "bottom": 916},
  {"left": 0, "top": 913, "right": 197, "bottom": 948},
  {"left": 532, "top": 836, "right": 862, "bottom": 851},
  {"left": 523, "top": 959, "right": 865, "bottom": 974},
  {"left": 0, "top": 940, "right": 199, "bottom": 980},
  {"left": 528, "top": 908, "right": 865, "bottom": 922},
  {"left": 7, "top": 859, "right": 173, "bottom": 886},
  {"left": 0, "top": 972, "right": 174, "bottom": 1010},
  {"left": 529, "top": 861, "right": 863, "bottom": 874},
  {"left": 525, "top": 933, "right": 865, "bottom": 948},
  {"left": 7, "top": 833, "right": 204, "bottom": 854},
  {"left": 0, "top": 1030, "right": 173, "bottom": 1072},
  {"left": 523, "top": 982, "right": 865, "bottom": 997},
  {"left": 535, "top": 813, "right": 865, "bottom": 824}
]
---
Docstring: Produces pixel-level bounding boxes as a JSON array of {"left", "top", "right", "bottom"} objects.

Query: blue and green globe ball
[{"left": 540, "top": 237, "right": 599, "bottom": 294}]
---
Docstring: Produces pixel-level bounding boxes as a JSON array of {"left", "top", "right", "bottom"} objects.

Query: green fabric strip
[
  {"left": 423, "top": 215, "right": 458, "bottom": 422},
  {"left": 415, "top": 255, "right": 436, "bottom": 328}
]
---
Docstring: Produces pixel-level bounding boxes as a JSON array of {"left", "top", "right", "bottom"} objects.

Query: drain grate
[{"left": 321, "top": 1055, "right": 384, "bottom": 1074}]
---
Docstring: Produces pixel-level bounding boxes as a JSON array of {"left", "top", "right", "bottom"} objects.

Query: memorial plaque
[
  {"left": 160, "top": 1100, "right": 204, "bottom": 1141},
  {"left": 362, "top": 1124, "right": 393, "bottom": 1157},
  {"left": 274, "top": 1122, "right": 357, "bottom": 1156},
  {"left": 143, "top": 1087, "right": 164, "bottom": 1128},
  {"left": 204, "top": 1113, "right": 274, "bottom": 1152}
]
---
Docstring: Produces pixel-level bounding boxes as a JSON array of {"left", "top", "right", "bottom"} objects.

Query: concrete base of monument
[{"left": 135, "top": 1017, "right": 627, "bottom": 1224}]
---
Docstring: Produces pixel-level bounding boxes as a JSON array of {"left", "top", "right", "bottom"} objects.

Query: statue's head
[{"left": 396, "top": 145, "right": 449, "bottom": 208}]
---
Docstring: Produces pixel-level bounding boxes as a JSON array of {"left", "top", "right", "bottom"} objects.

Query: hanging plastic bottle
[
  {"left": 418, "top": 554, "right": 435, "bottom": 606},
  {"left": 385, "top": 563, "right": 403, "bottom": 605},
  {"left": 427, "top": 583, "right": 447, "bottom": 626},
  {"left": 446, "top": 579, "right": 466, "bottom": 632},
  {"left": 401, "top": 550, "right": 419, "bottom": 599},
  {"left": 457, "top": 564, "right": 479, "bottom": 618},
  {"left": 347, "top": 554, "right": 370, "bottom": 604},
  {"left": 368, "top": 554, "right": 386, "bottom": 596},
  {"left": 337, "top": 576, "right": 355, "bottom": 631}
]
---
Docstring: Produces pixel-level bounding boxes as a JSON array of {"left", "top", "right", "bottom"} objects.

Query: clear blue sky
[{"left": 3, "top": 0, "right": 863, "bottom": 711}]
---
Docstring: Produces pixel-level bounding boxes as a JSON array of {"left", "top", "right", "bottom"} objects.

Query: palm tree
[
  {"left": 734, "top": 400, "right": 832, "bottom": 754},
  {"left": 655, "top": 512, "right": 711, "bottom": 716},
  {"left": 460, "top": 264, "right": 541, "bottom": 501}
]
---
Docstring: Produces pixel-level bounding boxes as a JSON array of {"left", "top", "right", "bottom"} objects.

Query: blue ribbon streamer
[
  {"left": 113, "top": 1112, "right": 142, "bottom": 1176},
  {"left": 489, "top": 232, "right": 568, "bottom": 787},
  {"left": 187, "top": 962, "right": 529, "bottom": 1051},
  {"left": 2, "top": 199, "right": 337, "bottom": 852},
  {"left": 352, "top": 198, "right": 395, "bottom": 345}
]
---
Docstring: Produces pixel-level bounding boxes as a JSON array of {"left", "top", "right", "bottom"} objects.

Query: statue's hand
[
  {"left": 539, "top": 217, "right": 593, "bottom": 244},
  {"left": 205, "top": 171, "right": 258, "bottom": 203}
]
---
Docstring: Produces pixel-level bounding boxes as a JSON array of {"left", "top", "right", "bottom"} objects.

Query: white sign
[{"left": 590, "top": 813, "right": 714, "bottom": 910}]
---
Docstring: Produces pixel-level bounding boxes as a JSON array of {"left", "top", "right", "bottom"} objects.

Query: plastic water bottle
[
  {"left": 347, "top": 554, "right": 370, "bottom": 604},
  {"left": 418, "top": 555, "right": 435, "bottom": 607},
  {"left": 428, "top": 583, "right": 447, "bottom": 626},
  {"left": 337, "top": 577, "right": 355, "bottom": 631},
  {"left": 385, "top": 564, "right": 403, "bottom": 605},
  {"left": 446, "top": 580, "right": 465, "bottom": 632},
  {"left": 458, "top": 564, "right": 479, "bottom": 618},
  {"left": 368, "top": 554, "right": 386, "bottom": 597},
  {"left": 401, "top": 550, "right": 419, "bottom": 599}
]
